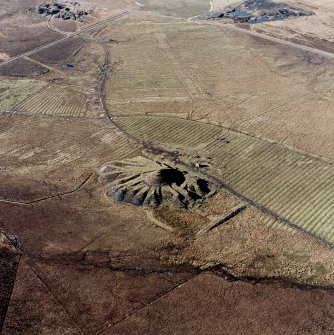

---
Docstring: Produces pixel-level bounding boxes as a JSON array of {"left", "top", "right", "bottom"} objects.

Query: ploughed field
[
  {"left": 105, "top": 20, "right": 334, "bottom": 160},
  {"left": 117, "top": 115, "right": 334, "bottom": 245},
  {"left": 16, "top": 84, "right": 100, "bottom": 118}
]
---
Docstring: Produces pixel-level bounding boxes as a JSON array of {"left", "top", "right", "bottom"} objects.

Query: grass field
[
  {"left": 0, "top": 79, "right": 47, "bottom": 110},
  {"left": 30, "top": 37, "right": 85, "bottom": 66},
  {"left": 0, "top": 57, "right": 51, "bottom": 77}
]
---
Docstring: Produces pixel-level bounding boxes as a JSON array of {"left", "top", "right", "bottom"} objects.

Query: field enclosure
[
  {"left": 30, "top": 37, "right": 85, "bottom": 66},
  {"left": 117, "top": 115, "right": 334, "bottom": 245},
  {"left": 105, "top": 30, "right": 188, "bottom": 102},
  {"left": 106, "top": 20, "right": 334, "bottom": 160},
  {"left": 15, "top": 84, "right": 100, "bottom": 118}
]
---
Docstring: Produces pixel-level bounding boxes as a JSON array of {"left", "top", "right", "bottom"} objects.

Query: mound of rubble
[
  {"left": 210, "top": 0, "right": 314, "bottom": 24},
  {"left": 35, "top": 2, "right": 92, "bottom": 21},
  {"left": 98, "top": 156, "right": 216, "bottom": 208}
]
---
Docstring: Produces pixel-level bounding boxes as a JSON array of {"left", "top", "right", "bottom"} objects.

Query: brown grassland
[{"left": 0, "top": 0, "right": 334, "bottom": 334}]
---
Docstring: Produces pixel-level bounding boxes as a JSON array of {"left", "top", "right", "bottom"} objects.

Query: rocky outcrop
[{"left": 35, "top": 2, "right": 91, "bottom": 21}]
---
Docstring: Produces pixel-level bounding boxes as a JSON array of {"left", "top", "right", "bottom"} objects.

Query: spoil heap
[
  {"left": 211, "top": 0, "right": 313, "bottom": 24},
  {"left": 35, "top": 2, "right": 91, "bottom": 21},
  {"left": 98, "top": 156, "right": 216, "bottom": 208}
]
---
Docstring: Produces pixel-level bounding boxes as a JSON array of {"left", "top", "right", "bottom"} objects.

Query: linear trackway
[
  {"left": 22, "top": 56, "right": 65, "bottom": 75},
  {"left": 117, "top": 115, "right": 334, "bottom": 246},
  {"left": 0, "top": 11, "right": 129, "bottom": 68},
  {"left": 195, "top": 19, "right": 334, "bottom": 60},
  {"left": 224, "top": 23, "right": 334, "bottom": 59}
]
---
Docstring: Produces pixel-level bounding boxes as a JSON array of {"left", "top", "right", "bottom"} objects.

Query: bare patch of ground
[
  {"left": 0, "top": 52, "right": 10, "bottom": 62},
  {"left": 51, "top": 18, "right": 78, "bottom": 32},
  {"left": 211, "top": 0, "right": 244, "bottom": 11}
]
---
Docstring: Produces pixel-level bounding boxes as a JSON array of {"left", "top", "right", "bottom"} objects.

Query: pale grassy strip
[
  {"left": 230, "top": 146, "right": 288, "bottom": 191},
  {"left": 273, "top": 165, "right": 331, "bottom": 215},
  {"left": 226, "top": 143, "right": 280, "bottom": 185}
]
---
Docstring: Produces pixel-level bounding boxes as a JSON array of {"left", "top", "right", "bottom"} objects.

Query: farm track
[
  {"left": 154, "top": 32, "right": 206, "bottom": 99},
  {"left": 107, "top": 33, "right": 187, "bottom": 101},
  {"left": 116, "top": 116, "right": 334, "bottom": 245},
  {"left": 22, "top": 56, "right": 65, "bottom": 76}
]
